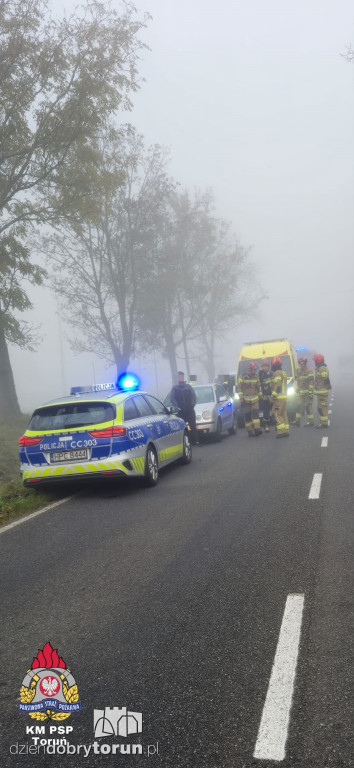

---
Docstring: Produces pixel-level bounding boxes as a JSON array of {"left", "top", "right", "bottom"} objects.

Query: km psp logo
[{"left": 19, "top": 642, "right": 81, "bottom": 722}]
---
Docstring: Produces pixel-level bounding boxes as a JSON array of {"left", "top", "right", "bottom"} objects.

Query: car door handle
[
  {"left": 162, "top": 420, "right": 169, "bottom": 425},
  {"left": 146, "top": 423, "right": 153, "bottom": 429}
]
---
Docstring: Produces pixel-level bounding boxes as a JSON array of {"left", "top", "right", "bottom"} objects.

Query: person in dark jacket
[{"left": 170, "top": 371, "right": 199, "bottom": 445}]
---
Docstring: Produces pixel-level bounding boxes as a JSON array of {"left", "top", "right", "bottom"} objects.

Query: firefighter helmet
[
  {"left": 313, "top": 353, "right": 324, "bottom": 365},
  {"left": 248, "top": 361, "right": 258, "bottom": 372},
  {"left": 298, "top": 356, "right": 307, "bottom": 364},
  {"left": 261, "top": 359, "right": 270, "bottom": 367},
  {"left": 271, "top": 356, "right": 282, "bottom": 371}
]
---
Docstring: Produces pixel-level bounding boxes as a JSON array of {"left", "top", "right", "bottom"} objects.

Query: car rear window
[
  {"left": 28, "top": 402, "right": 115, "bottom": 431},
  {"left": 194, "top": 386, "right": 215, "bottom": 404}
]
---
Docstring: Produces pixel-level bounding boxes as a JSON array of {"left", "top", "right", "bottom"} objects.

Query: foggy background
[{"left": 10, "top": 0, "right": 354, "bottom": 412}]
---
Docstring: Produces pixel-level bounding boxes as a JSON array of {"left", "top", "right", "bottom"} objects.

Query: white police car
[{"left": 19, "top": 376, "right": 192, "bottom": 487}]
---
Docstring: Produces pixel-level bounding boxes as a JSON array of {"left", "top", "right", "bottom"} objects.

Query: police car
[{"left": 19, "top": 375, "right": 192, "bottom": 487}]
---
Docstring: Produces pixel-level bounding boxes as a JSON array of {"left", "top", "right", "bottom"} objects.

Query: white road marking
[
  {"left": 253, "top": 594, "right": 305, "bottom": 762},
  {"left": 308, "top": 473, "right": 322, "bottom": 499},
  {"left": 0, "top": 496, "right": 75, "bottom": 535},
  {"left": 321, "top": 437, "right": 328, "bottom": 448},
  {"left": 328, "top": 409, "right": 332, "bottom": 414},
  {"left": 328, "top": 419, "right": 330, "bottom": 425}
]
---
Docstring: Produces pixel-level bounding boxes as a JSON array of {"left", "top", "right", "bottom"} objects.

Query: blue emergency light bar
[
  {"left": 70, "top": 374, "right": 140, "bottom": 396},
  {"left": 117, "top": 372, "right": 140, "bottom": 392}
]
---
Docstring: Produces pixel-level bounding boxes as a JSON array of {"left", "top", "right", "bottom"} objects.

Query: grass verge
[
  {"left": 0, "top": 480, "right": 67, "bottom": 527},
  {"left": 0, "top": 416, "right": 65, "bottom": 527}
]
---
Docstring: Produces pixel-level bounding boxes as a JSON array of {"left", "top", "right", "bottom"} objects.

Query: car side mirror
[
  {"left": 218, "top": 395, "right": 228, "bottom": 402},
  {"left": 168, "top": 405, "right": 180, "bottom": 415}
]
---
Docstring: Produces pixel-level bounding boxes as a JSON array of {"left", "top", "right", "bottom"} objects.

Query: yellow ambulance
[{"left": 236, "top": 338, "right": 298, "bottom": 420}]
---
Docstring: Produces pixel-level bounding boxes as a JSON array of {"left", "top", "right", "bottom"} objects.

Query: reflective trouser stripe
[
  {"left": 317, "top": 393, "right": 329, "bottom": 424},
  {"left": 296, "top": 394, "right": 314, "bottom": 421},
  {"left": 243, "top": 401, "right": 260, "bottom": 432},
  {"left": 272, "top": 399, "right": 289, "bottom": 434}
]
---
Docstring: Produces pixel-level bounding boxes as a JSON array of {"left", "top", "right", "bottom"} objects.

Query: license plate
[{"left": 51, "top": 449, "right": 88, "bottom": 463}]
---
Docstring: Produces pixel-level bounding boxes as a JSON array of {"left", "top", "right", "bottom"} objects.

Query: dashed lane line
[
  {"left": 253, "top": 594, "right": 305, "bottom": 761},
  {"left": 328, "top": 409, "right": 332, "bottom": 414},
  {"left": 0, "top": 496, "right": 76, "bottom": 535},
  {"left": 321, "top": 437, "right": 328, "bottom": 448},
  {"left": 308, "top": 473, "right": 322, "bottom": 499}
]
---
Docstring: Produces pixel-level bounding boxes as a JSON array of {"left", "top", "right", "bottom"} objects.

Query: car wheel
[
  {"left": 215, "top": 417, "right": 222, "bottom": 442},
  {"left": 179, "top": 430, "right": 192, "bottom": 464},
  {"left": 228, "top": 415, "right": 237, "bottom": 435},
  {"left": 144, "top": 445, "right": 158, "bottom": 486}
]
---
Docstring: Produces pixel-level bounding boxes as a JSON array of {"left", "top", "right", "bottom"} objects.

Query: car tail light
[
  {"left": 19, "top": 436, "right": 43, "bottom": 447},
  {"left": 88, "top": 426, "right": 126, "bottom": 438}
]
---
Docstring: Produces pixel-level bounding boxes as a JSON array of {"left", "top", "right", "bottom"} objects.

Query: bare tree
[
  {"left": 47, "top": 129, "right": 174, "bottom": 376},
  {"left": 140, "top": 189, "right": 264, "bottom": 383}
]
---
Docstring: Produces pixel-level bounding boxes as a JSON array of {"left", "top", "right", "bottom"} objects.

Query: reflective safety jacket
[
  {"left": 314, "top": 364, "right": 331, "bottom": 395},
  {"left": 295, "top": 366, "right": 314, "bottom": 395},
  {"left": 259, "top": 369, "right": 273, "bottom": 398},
  {"left": 271, "top": 369, "right": 287, "bottom": 400},
  {"left": 237, "top": 374, "right": 261, "bottom": 403}
]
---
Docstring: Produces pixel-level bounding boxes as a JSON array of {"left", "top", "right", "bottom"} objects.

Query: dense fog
[{"left": 8, "top": 0, "right": 354, "bottom": 412}]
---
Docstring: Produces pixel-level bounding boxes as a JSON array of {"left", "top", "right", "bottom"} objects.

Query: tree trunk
[
  {"left": 0, "top": 327, "right": 21, "bottom": 417},
  {"left": 163, "top": 324, "right": 178, "bottom": 385},
  {"left": 176, "top": 293, "right": 190, "bottom": 380},
  {"left": 115, "top": 353, "right": 130, "bottom": 381}
]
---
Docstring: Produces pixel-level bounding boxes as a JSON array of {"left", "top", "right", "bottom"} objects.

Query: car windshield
[
  {"left": 28, "top": 402, "right": 115, "bottom": 431},
  {"left": 194, "top": 386, "right": 215, "bottom": 404},
  {"left": 237, "top": 356, "right": 293, "bottom": 377}
]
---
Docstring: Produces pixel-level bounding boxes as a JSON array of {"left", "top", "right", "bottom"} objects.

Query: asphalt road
[{"left": 0, "top": 385, "right": 353, "bottom": 768}]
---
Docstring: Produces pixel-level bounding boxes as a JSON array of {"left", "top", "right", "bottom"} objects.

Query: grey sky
[{"left": 10, "top": 0, "right": 354, "bottom": 410}]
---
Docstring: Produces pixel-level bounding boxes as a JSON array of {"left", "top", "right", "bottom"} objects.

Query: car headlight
[
  {"left": 202, "top": 410, "right": 212, "bottom": 420},
  {"left": 287, "top": 386, "right": 296, "bottom": 396}
]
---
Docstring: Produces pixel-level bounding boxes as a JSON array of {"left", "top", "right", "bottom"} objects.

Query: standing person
[
  {"left": 294, "top": 356, "right": 314, "bottom": 426},
  {"left": 170, "top": 371, "right": 199, "bottom": 445},
  {"left": 270, "top": 357, "right": 289, "bottom": 438},
  {"left": 237, "top": 361, "right": 263, "bottom": 437},
  {"left": 313, "top": 354, "right": 331, "bottom": 428},
  {"left": 258, "top": 359, "right": 272, "bottom": 433}
]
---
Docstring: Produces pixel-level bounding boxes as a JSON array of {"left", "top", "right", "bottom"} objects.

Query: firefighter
[
  {"left": 294, "top": 356, "right": 315, "bottom": 426},
  {"left": 258, "top": 359, "right": 272, "bottom": 432},
  {"left": 237, "top": 362, "right": 262, "bottom": 437},
  {"left": 313, "top": 354, "right": 331, "bottom": 428},
  {"left": 270, "top": 357, "right": 289, "bottom": 438}
]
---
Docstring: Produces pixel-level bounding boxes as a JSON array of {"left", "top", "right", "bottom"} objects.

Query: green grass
[{"left": 0, "top": 416, "right": 65, "bottom": 527}]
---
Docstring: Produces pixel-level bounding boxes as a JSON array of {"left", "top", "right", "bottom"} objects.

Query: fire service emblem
[{"left": 19, "top": 642, "right": 81, "bottom": 721}]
